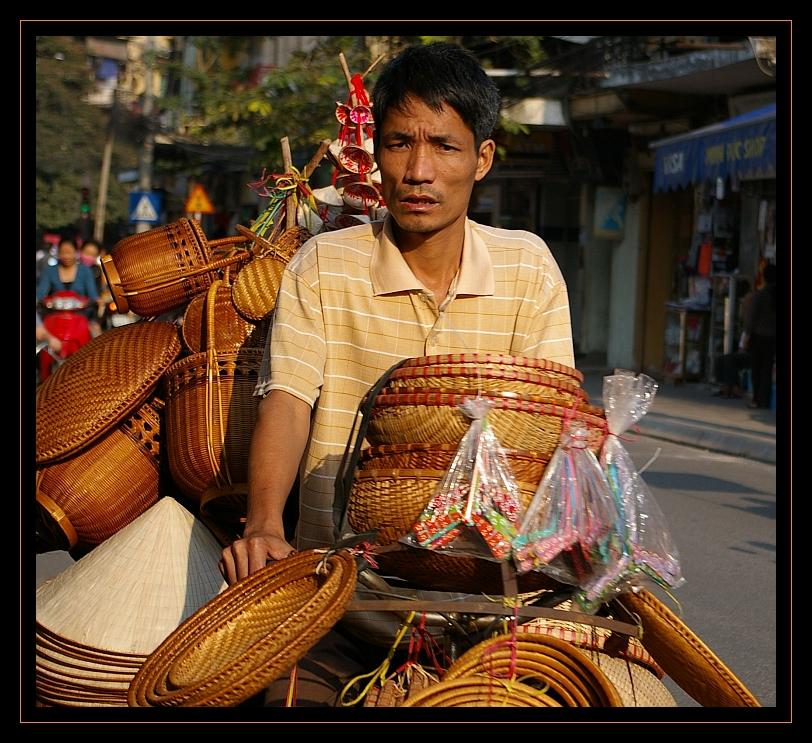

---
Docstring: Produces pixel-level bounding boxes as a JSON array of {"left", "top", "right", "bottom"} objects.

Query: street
[{"left": 623, "top": 435, "right": 777, "bottom": 708}]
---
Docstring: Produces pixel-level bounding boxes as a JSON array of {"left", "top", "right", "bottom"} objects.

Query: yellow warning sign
[{"left": 185, "top": 184, "right": 215, "bottom": 214}]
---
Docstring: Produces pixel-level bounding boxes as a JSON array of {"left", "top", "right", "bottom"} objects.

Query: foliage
[
  {"left": 35, "top": 36, "right": 140, "bottom": 238},
  {"left": 166, "top": 35, "right": 548, "bottom": 172},
  {"left": 167, "top": 36, "right": 380, "bottom": 172}
]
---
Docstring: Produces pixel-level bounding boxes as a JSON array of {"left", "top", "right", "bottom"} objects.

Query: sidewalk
[{"left": 579, "top": 362, "right": 777, "bottom": 465}]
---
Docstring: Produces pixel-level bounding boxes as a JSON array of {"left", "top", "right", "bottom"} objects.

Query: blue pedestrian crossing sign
[{"left": 129, "top": 192, "right": 162, "bottom": 223}]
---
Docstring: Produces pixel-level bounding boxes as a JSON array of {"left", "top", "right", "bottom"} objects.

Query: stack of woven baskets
[
  {"left": 36, "top": 218, "right": 311, "bottom": 556},
  {"left": 345, "top": 353, "right": 607, "bottom": 594}
]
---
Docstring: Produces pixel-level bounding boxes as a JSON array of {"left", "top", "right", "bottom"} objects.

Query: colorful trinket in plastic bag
[
  {"left": 574, "top": 371, "right": 684, "bottom": 612},
  {"left": 405, "top": 397, "right": 523, "bottom": 561},
  {"left": 513, "top": 420, "right": 619, "bottom": 586}
]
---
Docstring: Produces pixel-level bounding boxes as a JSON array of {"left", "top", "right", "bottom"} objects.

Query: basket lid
[
  {"left": 36, "top": 498, "right": 227, "bottom": 655},
  {"left": 401, "top": 353, "right": 584, "bottom": 383},
  {"left": 36, "top": 321, "right": 181, "bottom": 465},
  {"left": 230, "top": 254, "right": 286, "bottom": 323}
]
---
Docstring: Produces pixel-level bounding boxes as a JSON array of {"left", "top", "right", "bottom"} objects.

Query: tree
[
  {"left": 35, "top": 36, "right": 139, "bottom": 238},
  {"left": 167, "top": 36, "right": 377, "bottom": 172}
]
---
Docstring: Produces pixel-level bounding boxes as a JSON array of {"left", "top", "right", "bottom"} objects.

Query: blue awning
[{"left": 650, "top": 103, "right": 775, "bottom": 192}]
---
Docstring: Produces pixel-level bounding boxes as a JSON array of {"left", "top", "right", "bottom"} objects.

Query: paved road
[{"left": 623, "top": 435, "right": 778, "bottom": 708}]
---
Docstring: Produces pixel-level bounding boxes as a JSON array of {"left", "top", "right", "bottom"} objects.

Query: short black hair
[{"left": 372, "top": 42, "right": 501, "bottom": 150}]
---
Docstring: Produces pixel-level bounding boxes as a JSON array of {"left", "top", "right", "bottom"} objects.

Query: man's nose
[{"left": 404, "top": 144, "right": 435, "bottom": 184}]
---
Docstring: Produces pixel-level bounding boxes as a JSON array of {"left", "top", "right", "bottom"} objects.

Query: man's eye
[{"left": 438, "top": 143, "right": 457, "bottom": 152}]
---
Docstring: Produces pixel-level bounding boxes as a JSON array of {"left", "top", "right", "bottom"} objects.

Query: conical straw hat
[{"left": 36, "top": 498, "right": 227, "bottom": 655}]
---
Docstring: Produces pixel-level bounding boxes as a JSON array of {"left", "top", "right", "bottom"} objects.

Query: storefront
[{"left": 645, "top": 104, "right": 776, "bottom": 386}]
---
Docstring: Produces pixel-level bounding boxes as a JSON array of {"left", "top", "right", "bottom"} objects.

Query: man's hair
[{"left": 372, "top": 42, "right": 501, "bottom": 150}]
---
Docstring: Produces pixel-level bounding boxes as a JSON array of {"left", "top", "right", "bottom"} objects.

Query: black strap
[{"left": 332, "top": 358, "right": 409, "bottom": 542}]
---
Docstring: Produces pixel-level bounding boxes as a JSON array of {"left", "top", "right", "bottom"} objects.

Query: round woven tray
[
  {"left": 128, "top": 549, "right": 356, "bottom": 707},
  {"left": 348, "top": 467, "right": 538, "bottom": 547},
  {"left": 36, "top": 397, "right": 163, "bottom": 550},
  {"left": 36, "top": 321, "right": 181, "bottom": 466},
  {"left": 386, "top": 365, "right": 587, "bottom": 403},
  {"left": 164, "top": 347, "right": 262, "bottom": 499},
  {"left": 367, "top": 391, "right": 606, "bottom": 455},
  {"left": 400, "top": 354, "right": 584, "bottom": 384},
  {"left": 402, "top": 675, "right": 559, "bottom": 707},
  {"left": 443, "top": 632, "right": 622, "bottom": 707}
]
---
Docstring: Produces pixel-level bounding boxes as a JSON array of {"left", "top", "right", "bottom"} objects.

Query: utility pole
[
  {"left": 93, "top": 93, "right": 116, "bottom": 243},
  {"left": 135, "top": 37, "right": 155, "bottom": 234}
]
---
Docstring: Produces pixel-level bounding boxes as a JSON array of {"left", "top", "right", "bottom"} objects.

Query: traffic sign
[
  {"left": 185, "top": 184, "right": 215, "bottom": 215},
  {"left": 128, "top": 192, "right": 162, "bottom": 223}
]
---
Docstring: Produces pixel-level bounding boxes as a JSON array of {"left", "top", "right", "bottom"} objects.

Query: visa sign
[{"left": 663, "top": 150, "right": 685, "bottom": 175}]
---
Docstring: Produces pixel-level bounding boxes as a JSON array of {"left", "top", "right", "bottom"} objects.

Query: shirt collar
[{"left": 370, "top": 215, "right": 494, "bottom": 297}]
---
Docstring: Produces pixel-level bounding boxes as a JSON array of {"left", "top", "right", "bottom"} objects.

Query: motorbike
[{"left": 37, "top": 290, "right": 92, "bottom": 382}]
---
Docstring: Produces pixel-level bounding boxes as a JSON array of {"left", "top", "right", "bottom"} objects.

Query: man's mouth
[{"left": 400, "top": 194, "right": 439, "bottom": 205}]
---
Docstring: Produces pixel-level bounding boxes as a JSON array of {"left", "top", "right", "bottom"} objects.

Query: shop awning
[{"left": 650, "top": 103, "right": 775, "bottom": 192}]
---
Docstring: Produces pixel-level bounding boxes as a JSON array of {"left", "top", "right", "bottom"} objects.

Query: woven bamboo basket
[
  {"left": 231, "top": 224, "right": 312, "bottom": 322},
  {"left": 385, "top": 365, "right": 588, "bottom": 403},
  {"left": 366, "top": 391, "right": 606, "bottom": 455},
  {"left": 128, "top": 549, "right": 356, "bottom": 707},
  {"left": 400, "top": 354, "right": 584, "bottom": 385},
  {"left": 347, "top": 468, "right": 538, "bottom": 547},
  {"left": 36, "top": 397, "right": 164, "bottom": 551},
  {"left": 36, "top": 321, "right": 181, "bottom": 466},
  {"left": 165, "top": 282, "right": 262, "bottom": 500},
  {"left": 517, "top": 612, "right": 675, "bottom": 707},
  {"left": 164, "top": 348, "right": 261, "bottom": 500},
  {"left": 101, "top": 218, "right": 254, "bottom": 317},
  {"left": 402, "top": 675, "right": 560, "bottom": 707},
  {"left": 443, "top": 632, "right": 623, "bottom": 707},
  {"left": 358, "top": 443, "right": 552, "bottom": 487},
  {"left": 181, "top": 278, "right": 269, "bottom": 354}
]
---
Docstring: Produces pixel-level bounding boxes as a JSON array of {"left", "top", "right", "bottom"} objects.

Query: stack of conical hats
[{"left": 35, "top": 498, "right": 227, "bottom": 707}]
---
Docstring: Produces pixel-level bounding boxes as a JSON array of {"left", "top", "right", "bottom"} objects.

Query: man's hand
[
  {"left": 217, "top": 390, "right": 312, "bottom": 585},
  {"left": 219, "top": 531, "right": 296, "bottom": 585}
]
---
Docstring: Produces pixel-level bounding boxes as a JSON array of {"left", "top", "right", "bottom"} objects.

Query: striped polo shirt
[{"left": 255, "top": 216, "right": 574, "bottom": 550}]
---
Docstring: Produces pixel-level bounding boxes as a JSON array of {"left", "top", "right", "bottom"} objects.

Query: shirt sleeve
[{"left": 264, "top": 255, "right": 326, "bottom": 407}]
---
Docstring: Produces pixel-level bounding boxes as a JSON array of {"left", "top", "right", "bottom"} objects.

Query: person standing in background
[{"left": 742, "top": 263, "right": 776, "bottom": 409}]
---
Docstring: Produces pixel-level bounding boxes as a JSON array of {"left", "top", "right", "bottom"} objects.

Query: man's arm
[{"left": 220, "top": 389, "right": 312, "bottom": 583}]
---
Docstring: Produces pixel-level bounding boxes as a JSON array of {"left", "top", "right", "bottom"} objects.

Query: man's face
[{"left": 377, "top": 96, "right": 494, "bottom": 238}]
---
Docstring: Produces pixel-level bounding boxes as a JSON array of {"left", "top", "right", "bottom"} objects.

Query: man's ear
[{"left": 475, "top": 139, "right": 496, "bottom": 182}]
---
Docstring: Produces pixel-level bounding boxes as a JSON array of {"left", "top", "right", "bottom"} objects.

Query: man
[
  {"left": 219, "top": 42, "right": 574, "bottom": 704},
  {"left": 221, "top": 42, "right": 574, "bottom": 583}
]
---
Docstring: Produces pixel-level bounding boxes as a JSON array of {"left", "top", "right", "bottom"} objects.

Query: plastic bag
[
  {"left": 574, "top": 371, "right": 684, "bottom": 612},
  {"left": 404, "top": 397, "right": 523, "bottom": 561},
  {"left": 513, "top": 420, "right": 619, "bottom": 586}
]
